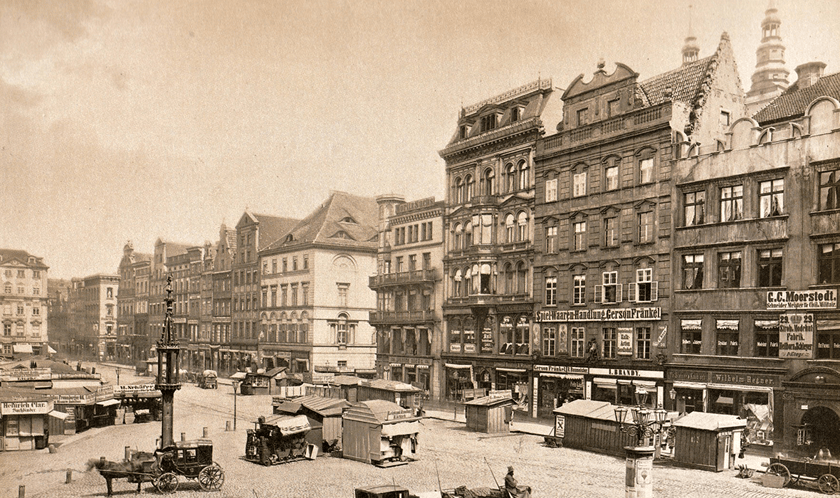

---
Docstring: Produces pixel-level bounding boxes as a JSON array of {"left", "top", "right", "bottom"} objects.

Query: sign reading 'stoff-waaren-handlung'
[
  {"left": 536, "top": 307, "right": 661, "bottom": 322},
  {"left": 766, "top": 289, "right": 837, "bottom": 309}
]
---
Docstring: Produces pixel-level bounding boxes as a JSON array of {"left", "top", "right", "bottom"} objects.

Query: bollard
[
  {"left": 181, "top": 432, "right": 186, "bottom": 442},
  {"left": 125, "top": 446, "right": 131, "bottom": 461},
  {"left": 225, "top": 421, "right": 231, "bottom": 432},
  {"left": 66, "top": 469, "right": 72, "bottom": 484},
  {"left": 19, "top": 485, "right": 25, "bottom": 498},
  {"left": 203, "top": 427, "right": 209, "bottom": 438},
  {"left": 48, "top": 444, "right": 57, "bottom": 454}
]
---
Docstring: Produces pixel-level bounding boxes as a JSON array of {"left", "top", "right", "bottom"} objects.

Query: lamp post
[
  {"left": 613, "top": 389, "right": 668, "bottom": 498},
  {"left": 231, "top": 380, "right": 239, "bottom": 431}
]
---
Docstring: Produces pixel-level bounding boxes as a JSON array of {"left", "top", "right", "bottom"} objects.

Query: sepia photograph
[{"left": 1, "top": 0, "right": 839, "bottom": 496}]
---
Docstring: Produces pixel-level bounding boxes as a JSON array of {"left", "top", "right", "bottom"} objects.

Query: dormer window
[
  {"left": 459, "top": 124, "right": 471, "bottom": 139},
  {"left": 480, "top": 114, "right": 497, "bottom": 132},
  {"left": 340, "top": 216, "right": 357, "bottom": 224},
  {"left": 511, "top": 104, "right": 525, "bottom": 123}
]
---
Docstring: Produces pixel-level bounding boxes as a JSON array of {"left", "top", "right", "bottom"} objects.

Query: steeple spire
[
  {"left": 682, "top": 5, "right": 700, "bottom": 65},
  {"left": 746, "top": 0, "right": 789, "bottom": 114}
]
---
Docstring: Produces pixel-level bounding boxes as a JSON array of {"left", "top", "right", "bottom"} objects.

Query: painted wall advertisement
[
  {"left": 617, "top": 327, "right": 633, "bottom": 355},
  {"left": 767, "top": 289, "right": 837, "bottom": 310},
  {"left": 779, "top": 312, "right": 814, "bottom": 359}
]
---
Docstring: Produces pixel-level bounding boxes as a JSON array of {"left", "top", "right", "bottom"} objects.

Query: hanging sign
[
  {"left": 617, "top": 327, "right": 633, "bottom": 355},
  {"left": 779, "top": 313, "right": 814, "bottom": 359}
]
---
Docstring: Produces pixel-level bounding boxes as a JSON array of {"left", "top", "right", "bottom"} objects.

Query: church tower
[
  {"left": 682, "top": 5, "right": 700, "bottom": 65},
  {"left": 746, "top": 0, "right": 790, "bottom": 115}
]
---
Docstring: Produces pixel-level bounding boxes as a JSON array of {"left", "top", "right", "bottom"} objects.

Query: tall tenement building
[
  {"left": 117, "top": 241, "right": 152, "bottom": 362},
  {"left": 438, "top": 78, "right": 562, "bottom": 404},
  {"left": 370, "top": 195, "right": 446, "bottom": 400},
  {"left": 68, "top": 274, "right": 119, "bottom": 360},
  {"left": 0, "top": 249, "right": 49, "bottom": 356}
]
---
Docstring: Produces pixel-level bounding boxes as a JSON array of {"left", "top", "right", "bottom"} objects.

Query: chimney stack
[{"left": 795, "top": 61, "right": 826, "bottom": 89}]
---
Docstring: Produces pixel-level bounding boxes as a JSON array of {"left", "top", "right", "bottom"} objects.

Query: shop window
[
  {"left": 680, "top": 319, "right": 702, "bottom": 354},
  {"left": 449, "top": 320, "right": 462, "bottom": 353},
  {"left": 592, "top": 379, "right": 616, "bottom": 403},
  {"left": 758, "top": 248, "right": 783, "bottom": 287},
  {"left": 499, "top": 316, "right": 513, "bottom": 354},
  {"left": 684, "top": 191, "right": 705, "bottom": 226},
  {"left": 754, "top": 320, "right": 779, "bottom": 357},
  {"left": 543, "top": 327, "right": 556, "bottom": 357},
  {"left": 819, "top": 243, "right": 840, "bottom": 284},
  {"left": 709, "top": 389, "right": 736, "bottom": 416},
  {"left": 720, "top": 185, "right": 743, "bottom": 222},
  {"left": 759, "top": 179, "right": 784, "bottom": 217},
  {"left": 817, "top": 329, "right": 840, "bottom": 359},
  {"left": 515, "top": 316, "right": 530, "bottom": 355},
  {"left": 636, "top": 327, "right": 651, "bottom": 359},
  {"left": 573, "top": 275, "right": 586, "bottom": 306},
  {"left": 718, "top": 251, "right": 742, "bottom": 288},
  {"left": 602, "top": 327, "right": 616, "bottom": 359},
  {"left": 819, "top": 167, "right": 840, "bottom": 210},
  {"left": 463, "top": 318, "right": 476, "bottom": 353},
  {"left": 716, "top": 319, "right": 740, "bottom": 356},
  {"left": 683, "top": 254, "right": 704, "bottom": 289}
]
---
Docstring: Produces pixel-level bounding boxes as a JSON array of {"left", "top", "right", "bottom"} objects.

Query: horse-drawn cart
[
  {"left": 93, "top": 439, "right": 224, "bottom": 495},
  {"left": 766, "top": 454, "right": 840, "bottom": 494}
]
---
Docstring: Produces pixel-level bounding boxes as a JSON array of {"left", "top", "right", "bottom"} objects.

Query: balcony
[
  {"left": 369, "top": 268, "right": 439, "bottom": 289},
  {"left": 446, "top": 293, "right": 533, "bottom": 308},
  {"left": 369, "top": 310, "right": 437, "bottom": 325}
]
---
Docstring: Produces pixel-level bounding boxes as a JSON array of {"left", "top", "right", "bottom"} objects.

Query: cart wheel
[
  {"left": 198, "top": 464, "right": 225, "bottom": 491},
  {"left": 154, "top": 472, "right": 179, "bottom": 493},
  {"left": 767, "top": 463, "right": 791, "bottom": 487},
  {"left": 818, "top": 474, "right": 839, "bottom": 494}
]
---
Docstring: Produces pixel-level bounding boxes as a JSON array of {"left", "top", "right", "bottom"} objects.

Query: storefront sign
[
  {"left": 654, "top": 325, "right": 667, "bottom": 348},
  {"left": 767, "top": 289, "right": 837, "bottom": 310},
  {"left": 480, "top": 326, "right": 494, "bottom": 354},
  {"left": 710, "top": 372, "right": 779, "bottom": 388},
  {"left": 0, "top": 401, "right": 51, "bottom": 415},
  {"left": 617, "top": 327, "right": 633, "bottom": 355},
  {"left": 536, "top": 307, "right": 661, "bottom": 323},
  {"left": 0, "top": 368, "right": 52, "bottom": 382},
  {"left": 590, "top": 368, "right": 664, "bottom": 379},
  {"left": 668, "top": 370, "right": 708, "bottom": 383},
  {"left": 114, "top": 384, "right": 157, "bottom": 395},
  {"left": 779, "top": 313, "right": 814, "bottom": 359},
  {"left": 534, "top": 365, "right": 590, "bottom": 374}
]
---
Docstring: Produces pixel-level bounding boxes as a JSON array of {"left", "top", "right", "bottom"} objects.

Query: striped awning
[
  {"left": 755, "top": 320, "right": 779, "bottom": 330},
  {"left": 716, "top": 319, "right": 740, "bottom": 330},
  {"left": 680, "top": 319, "right": 702, "bottom": 330}
]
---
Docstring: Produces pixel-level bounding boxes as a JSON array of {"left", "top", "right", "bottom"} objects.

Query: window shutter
[
  {"left": 594, "top": 285, "right": 602, "bottom": 303},
  {"left": 616, "top": 284, "right": 623, "bottom": 302},
  {"left": 651, "top": 281, "right": 659, "bottom": 301},
  {"left": 628, "top": 283, "right": 636, "bottom": 303}
]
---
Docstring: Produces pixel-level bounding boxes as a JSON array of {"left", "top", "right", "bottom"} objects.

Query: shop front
[
  {"left": 587, "top": 367, "right": 664, "bottom": 409},
  {"left": 533, "top": 365, "right": 586, "bottom": 419},
  {"left": 51, "top": 385, "right": 116, "bottom": 434},
  {"left": 0, "top": 397, "right": 53, "bottom": 452},
  {"left": 113, "top": 383, "right": 161, "bottom": 424},
  {"left": 444, "top": 363, "right": 474, "bottom": 401}
]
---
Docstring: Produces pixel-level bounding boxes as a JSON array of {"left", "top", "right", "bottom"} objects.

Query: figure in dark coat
[{"left": 504, "top": 466, "right": 531, "bottom": 498}]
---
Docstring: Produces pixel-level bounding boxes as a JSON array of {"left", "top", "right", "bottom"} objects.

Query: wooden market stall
[
  {"left": 672, "top": 411, "right": 746, "bottom": 472},
  {"left": 342, "top": 400, "right": 420, "bottom": 467},
  {"left": 273, "top": 394, "right": 350, "bottom": 449},
  {"left": 113, "top": 382, "right": 161, "bottom": 424},
  {"left": 0, "top": 389, "right": 54, "bottom": 451},
  {"left": 552, "top": 399, "right": 637, "bottom": 457},
  {"left": 356, "top": 379, "right": 422, "bottom": 411},
  {"left": 464, "top": 395, "right": 515, "bottom": 434}
]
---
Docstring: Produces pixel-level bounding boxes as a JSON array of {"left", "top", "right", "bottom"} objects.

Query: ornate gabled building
[
  {"left": 258, "top": 191, "right": 379, "bottom": 381},
  {"left": 0, "top": 249, "right": 49, "bottom": 356},
  {"left": 369, "top": 195, "right": 446, "bottom": 400},
  {"left": 532, "top": 34, "right": 746, "bottom": 418},
  {"left": 438, "top": 78, "right": 561, "bottom": 404},
  {"left": 746, "top": 0, "right": 790, "bottom": 115}
]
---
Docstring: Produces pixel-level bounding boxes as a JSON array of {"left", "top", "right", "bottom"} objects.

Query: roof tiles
[{"left": 753, "top": 71, "right": 840, "bottom": 124}]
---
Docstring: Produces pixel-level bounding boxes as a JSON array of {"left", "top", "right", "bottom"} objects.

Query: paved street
[{"left": 0, "top": 363, "right": 829, "bottom": 498}]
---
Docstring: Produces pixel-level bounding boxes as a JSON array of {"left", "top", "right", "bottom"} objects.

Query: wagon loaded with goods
[
  {"left": 91, "top": 439, "right": 224, "bottom": 495},
  {"left": 766, "top": 454, "right": 840, "bottom": 494},
  {"left": 245, "top": 414, "right": 319, "bottom": 465}
]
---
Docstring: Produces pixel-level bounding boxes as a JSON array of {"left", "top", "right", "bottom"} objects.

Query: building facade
[
  {"left": 212, "top": 224, "right": 236, "bottom": 373},
  {"left": 117, "top": 242, "right": 152, "bottom": 362},
  {"left": 671, "top": 68, "right": 840, "bottom": 452},
  {"left": 47, "top": 279, "right": 72, "bottom": 354},
  {"left": 438, "top": 78, "right": 562, "bottom": 405},
  {"left": 0, "top": 250, "right": 49, "bottom": 356},
  {"left": 258, "top": 191, "right": 379, "bottom": 381},
  {"left": 68, "top": 274, "right": 119, "bottom": 361},
  {"left": 369, "top": 196, "right": 446, "bottom": 400}
]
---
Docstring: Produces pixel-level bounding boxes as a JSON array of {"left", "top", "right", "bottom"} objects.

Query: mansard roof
[
  {"left": 753, "top": 71, "right": 840, "bottom": 124},
  {"left": 0, "top": 249, "right": 48, "bottom": 269}
]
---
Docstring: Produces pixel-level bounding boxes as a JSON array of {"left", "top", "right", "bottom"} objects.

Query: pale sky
[{"left": 1, "top": 0, "right": 837, "bottom": 279}]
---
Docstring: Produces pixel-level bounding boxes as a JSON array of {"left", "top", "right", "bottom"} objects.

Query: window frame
[
  {"left": 682, "top": 254, "right": 705, "bottom": 290},
  {"left": 759, "top": 179, "right": 784, "bottom": 218},
  {"left": 819, "top": 165, "right": 840, "bottom": 211},
  {"left": 637, "top": 211, "right": 654, "bottom": 244},
  {"left": 717, "top": 251, "right": 742, "bottom": 289},
  {"left": 573, "top": 221, "right": 586, "bottom": 251},
  {"left": 684, "top": 190, "right": 706, "bottom": 226},
  {"left": 720, "top": 184, "right": 744, "bottom": 222},
  {"left": 573, "top": 171, "right": 587, "bottom": 198},
  {"left": 573, "top": 275, "right": 586, "bottom": 306},
  {"left": 545, "top": 276, "right": 557, "bottom": 306}
]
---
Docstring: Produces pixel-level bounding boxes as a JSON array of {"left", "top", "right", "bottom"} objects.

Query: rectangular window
[
  {"left": 685, "top": 191, "right": 705, "bottom": 226},
  {"left": 271, "top": 287, "right": 277, "bottom": 307},
  {"left": 338, "top": 284, "right": 349, "bottom": 308},
  {"left": 720, "top": 110, "right": 731, "bottom": 127},
  {"left": 408, "top": 255, "right": 417, "bottom": 271},
  {"left": 720, "top": 185, "right": 743, "bottom": 222},
  {"left": 545, "top": 226, "right": 557, "bottom": 254},
  {"left": 573, "top": 172, "right": 587, "bottom": 197},
  {"left": 817, "top": 330, "right": 840, "bottom": 359},
  {"left": 546, "top": 179, "right": 558, "bottom": 202},
  {"left": 718, "top": 251, "right": 742, "bottom": 288},
  {"left": 602, "top": 327, "right": 616, "bottom": 359},
  {"left": 395, "top": 256, "right": 404, "bottom": 273},
  {"left": 680, "top": 320, "right": 702, "bottom": 354},
  {"left": 607, "top": 99, "right": 620, "bottom": 118},
  {"left": 758, "top": 248, "right": 783, "bottom": 286},
  {"left": 819, "top": 243, "right": 840, "bottom": 284},
  {"left": 577, "top": 108, "right": 588, "bottom": 126},
  {"left": 571, "top": 327, "right": 585, "bottom": 358},
  {"left": 599, "top": 271, "right": 620, "bottom": 304},
  {"left": 636, "top": 327, "right": 651, "bottom": 359},
  {"left": 32, "top": 270, "right": 40, "bottom": 279},
  {"left": 638, "top": 211, "right": 653, "bottom": 243},
  {"left": 716, "top": 320, "right": 739, "bottom": 356},
  {"left": 755, "top": 320, "right": 779, "bottom": 357},
  {"left": 422, "top": 253, "right": 431, "bottom": 270},
  {"left": 604, "top": 217, "right": 618, "bottom": 247},
  {"left": 639, "top": 158, "right": 653, "bottom": 184},
  {"left": 759, "top": 179, "right": 784, "bottom": 217},
  {"left": 543, "top": 327, "right": 556, "bottom": 357},
  {"left": 632, "top": 268, "right": 656, "bottom": 303},
  {"left": 281, "top": 286, "right": 287, "bottom": 307},
  {"left": 545, "top": 277, "right": 557, "bottom": 306},
  {"left": 303, "top": 255, "right": 309, "bottom": 269},
  {"left": 272, "top": 259, "right": 277, "bottom": 273},
  {"left": 819, "top": 167, "right": 840, "bottom": 210},
  {"left": 573, "top": 221, "right": 586, "bottom": 251},
  {"left": 573, "top": 275, "right": 586, "bottom": 305},
  {"left": 605, "top": 165, "right": 619, "bottom": 191},
  {"left": 282, "top": 258, "right": 288, "bottom": 272},
  {"left": 683, "top": 254, "right": 704, "bottom": 289},
  {"left": 3, "top": 324, "right": 10, "bottom": 336},
  {"left": 17, "top": 270, "right": 24, "bottom": 278}
]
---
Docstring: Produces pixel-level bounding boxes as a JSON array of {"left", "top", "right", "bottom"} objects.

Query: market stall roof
[
  {"left": 202, "top": 370, "right": 217, "bottom": 377},
  {"left": 673, "top": 411, "right": 746, "bottom": 431},
  {"left": 48, "top": 410, "right": 69, "bottom": 419},
  {"left": 97, "top": 399, "right": 121, "bottom": 407},
  {"left": 263, "top": 414, "right": 311, "bottom": 436},
  {"left": 230, "top": 372, "right": 248, "bottom": 380},
  {"left": 553, "top": 399, "right": 614, "bottom": 419},
  {"left": 465, "top": 395, "right": 516, "bottom": 407},
  {"left": 330, "top": 375, "right": 363, "bottom": 386},
  {"left": 47, "top": 346, "right": 57, "bottom": 354},
  {"left": 344, "top": 399, "right": 420, "bottom": 425},
  {"left": 12, "top": 344, "right": 33, "bottom": 354},
  {"left": 362, "top": 379, "right": 421, "bottom": 393}
]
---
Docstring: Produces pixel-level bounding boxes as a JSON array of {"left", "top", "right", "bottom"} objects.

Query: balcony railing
[
  {"left": 446, "top": 293, "right": 533, "bottom": 307},
  {"left": 369, "top": 310, "right": 437, "bottom": 324},
  {"left": 369, "top": 268, "right": 439, "bottom": 288}
]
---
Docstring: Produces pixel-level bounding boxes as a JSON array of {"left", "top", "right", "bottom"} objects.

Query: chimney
[{"left": 795, "top": 61, "right": 826, "bottom": 89}]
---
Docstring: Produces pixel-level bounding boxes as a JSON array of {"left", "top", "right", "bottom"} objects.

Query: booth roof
[
  {"left": 553, "top": 399, "right": 615, "bottom": 420},
  {"left": 465, "top": 395, "right": 515, "bottom": 407},
  {"left": 363, "top": 378, "right": 421, "bottom": 393},
  {"left": 673, "top": 411, "right": 747, "bottom": 431},
  {"left": 285, "top": 395, "right": 350, "bottom": 417}
]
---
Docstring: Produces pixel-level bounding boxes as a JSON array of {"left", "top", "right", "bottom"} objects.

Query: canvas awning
[
  {"left": 97, "top": 399, "right": 121, "bottom": 407},
  {"left": 273, "top": 415, "right": 311, "bottom": 436},
  {"left": 47, "top": 346, "right": 57, "bottom": 354},
  {"left": 445, "top": 363, "right": 471, "bottom": 369},
  {"left": 381, "top": 421, "right": 420, "bottom": 437},
  {"left": 12, "top": 344, "right": 33, "bottom": 354},
  {"left": 680, "top": 319, "right": 702, "bottom": 330},
  {"left": 716, "top": 319, "right": 740, "bottom": 330},
  {"left": 230, "top": 372, "right": 248, "bottom": 380},
  {"left": 48, "top": 410, "right": 69, "bottom": 420}
]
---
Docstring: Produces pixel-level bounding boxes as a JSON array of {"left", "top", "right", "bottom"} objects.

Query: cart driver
[{"left": 504, "top": 466, "right": 531, "bottom": 498}]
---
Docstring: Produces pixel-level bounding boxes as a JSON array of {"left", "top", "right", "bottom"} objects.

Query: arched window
[
  {"left": 518, "top": 161, "right": 529, "bottom": 190},
  {"left": 455, "top": 177, "right": 464, "bottom": 204},
  {"left": 336, "top": 313, "right": 349, "bottom": 345},
  {"left": 505, "top": 164, "right": 516, "bottom": 192},
  {"left": 505, "top": 214, "right": 515, "bottom": 243},
  {"left": 454, "top": 269, "right": 462, "bottom": 297},
  {"left": 517, "top": 211, "right": 528, "bottom": 241},
  {"left": 504, "top": 263, "right": 514, "bottom": 295},
  {"left": 454, "top": 223, "right": 463, "bottom": 250},
  {"left": 516, "top": 261, "right": 527, "bottom": 295},
  {"left": 465, "top": 175, "right": 475, "bottom": 202},
  {"left": 471, "top": 264, "right": 481, "bottom": 295},
  {"left": 464, "top": 221, "right": 473, "bottom": 247},
  {"left": 481, "top": 168, "right": 495, "bottom": 196}
]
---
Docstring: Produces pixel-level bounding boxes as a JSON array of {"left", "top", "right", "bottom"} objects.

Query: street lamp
[
  {"left": 231, "top": 380, "right": 239, "bottom": 431},
  {"left": 613, "top": 388, "right": 668, "bottom": 498}
]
